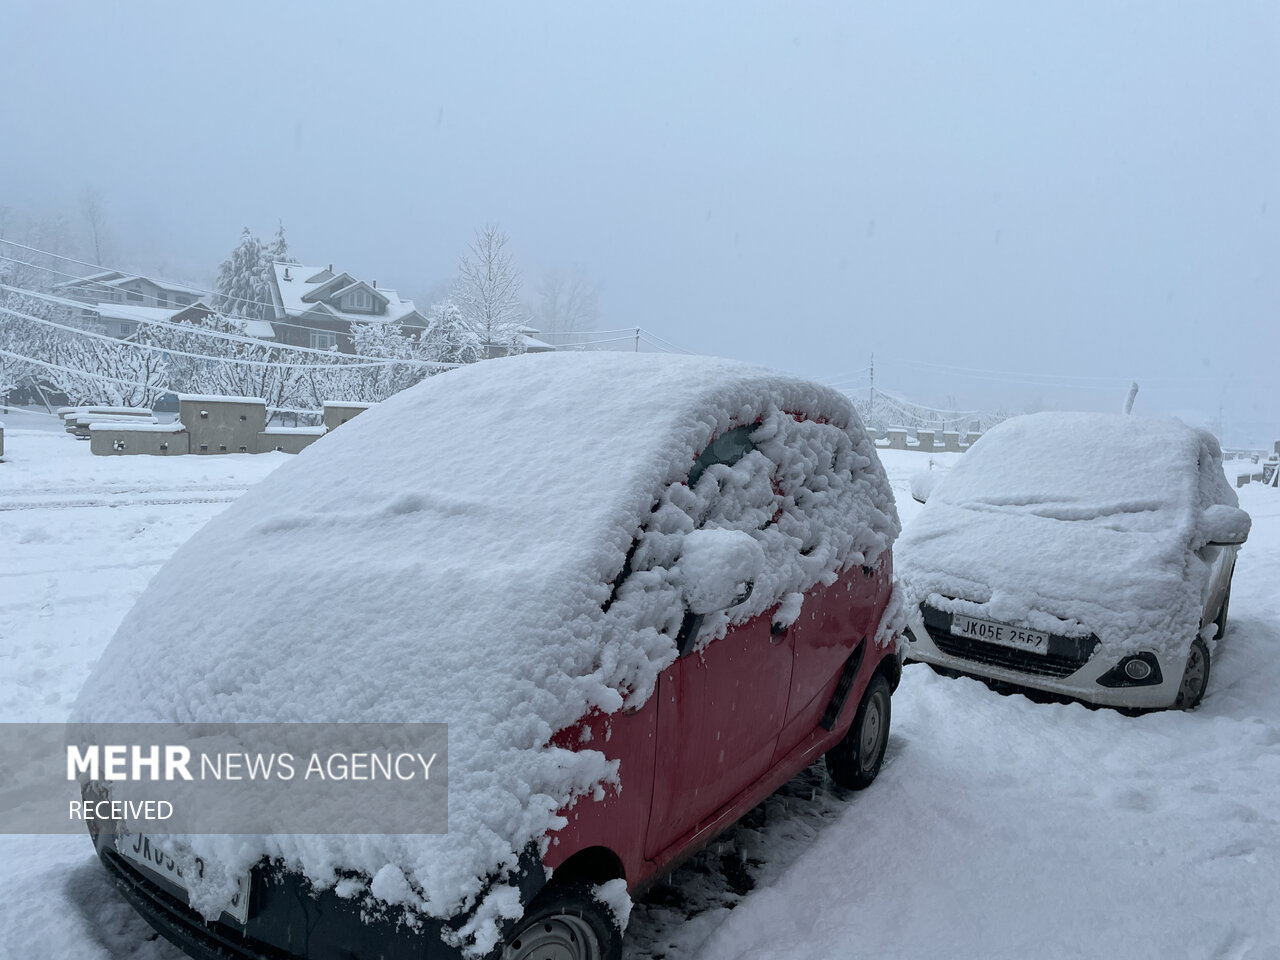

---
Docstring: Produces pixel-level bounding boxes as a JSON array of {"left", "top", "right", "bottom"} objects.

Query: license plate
[
  {"left": 950, "top": 614, "right": 1049, "bottom": 654},
  {"left": 115, "top": 831, "right": 249, "bottom": 923}
]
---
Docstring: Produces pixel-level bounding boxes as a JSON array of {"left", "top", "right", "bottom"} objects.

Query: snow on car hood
[
  {"left": 73, "top": 352, "right": 897, "bottom": 947},
  {"left": 898, "top": 412, "right": 1239, "bottom": 654}
]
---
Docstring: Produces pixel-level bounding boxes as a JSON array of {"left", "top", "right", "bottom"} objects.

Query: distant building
[
  {"left": 266, "top": 263, "right": 427, "bottom": 353},
  {"left": 482, "top": 325, "right": 556, "bottom": 358},
  {"left": 55, "top": 271, "right": 206, "bottom": 309},
  {"left": 75, "top": 301, "right": 222, "bottom": 340}
]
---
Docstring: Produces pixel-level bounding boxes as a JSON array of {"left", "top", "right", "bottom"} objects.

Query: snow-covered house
[
  {"left": 55, "top": 271, "right": 205, "bottom": 309},
  {"left": 266, "top": 263, "right": 427, "bottom": 353},
  {"left": 73, "top": 300, "right": 229, "bottom": 340}
]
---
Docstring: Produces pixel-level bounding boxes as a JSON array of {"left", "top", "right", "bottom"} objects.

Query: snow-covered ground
[{"left": 1, "top": 411, "right": 1277, "bottom": 959}]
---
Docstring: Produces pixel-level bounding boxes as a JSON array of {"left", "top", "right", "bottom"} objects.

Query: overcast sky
[{"left": 2, "top": 1, "right": 1276, "bottom": 442}]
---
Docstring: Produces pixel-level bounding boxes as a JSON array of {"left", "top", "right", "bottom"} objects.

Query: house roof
[
  {"left": 56, "top": 272, "right": 206, "bottom": 297},
  {"left": 90, "top": 303, "right": 188, "bottom": 324},
  {"left": 243, "top": 318, "right": 277, "bottom": 339},
  {"left": 272, "top": 262, "right": 418, "bottom": 326}
]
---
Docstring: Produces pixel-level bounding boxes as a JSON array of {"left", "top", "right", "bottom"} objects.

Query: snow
[
  {"left": 673, "top": 528, "right": 765, "bottom": 615},
  {"left": 259, "top": 425, "right": 327, "bottom": 436},
  {"left": 2, "top": 411, "right": 1280, "bottom": 959},
  {"left": 896, "top": 412, "right": 1244, "bottom": 658},
  {"left": 242, "top": 318, "right": 277, "bottom": 340},
  {"left": 87, "top": 422, "right": 184, "bottom": 433},
  {"left": 89, "top": 303, "right": 192, "bottom": 324},
  {"left": 176, "top": 393, "right": 266, "bottom": 405},
  {"left": 70, "top": 352, "right": 897, "bottom": 945},
  {"left": 593, "top": 877, "right": 633, "bottom": 929},
  {"left": 60, "top": 406, "right": 154, "bottom": 417}
]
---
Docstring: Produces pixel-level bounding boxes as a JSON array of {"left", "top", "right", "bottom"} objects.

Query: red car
[{"left": 78, "top": 353, "right": 904, "bottom": 960}]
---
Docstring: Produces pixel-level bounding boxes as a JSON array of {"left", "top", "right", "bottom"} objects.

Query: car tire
[
  {"left": 502, "top": 880, "right": 623, "bottom": 960},
  {"left": 1175, "top": 637, "right": 1211, "bottom": 710},
  {"left": 1213, "top": 583, "right": 1232, "bottom": 640},
  {"left": 826, "top": 674, "right": 891, "bottom": 790}
]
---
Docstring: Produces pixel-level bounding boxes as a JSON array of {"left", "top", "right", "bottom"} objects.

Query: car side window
[
  {"left": 604, "top": 409, "right": 887, "bottom": 658},
  {"left": 687, "top": 425, "right": 757, "bottom": 488}
]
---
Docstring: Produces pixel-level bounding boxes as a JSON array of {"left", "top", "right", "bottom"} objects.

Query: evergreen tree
[
  {"left": 266, "top": 220, "right": 296, "bottom": 266},
  {"left": 213, "top": 228, "right": 266, "bottom": 321},
  {"left": 421, "top": 297, "right": 482, "bottom": 366}
]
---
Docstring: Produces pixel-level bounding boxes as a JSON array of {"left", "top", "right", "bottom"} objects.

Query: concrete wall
[
  {"left": 0, "top": 422, "right": 4, "bottom": 459},
  {"left": 90, "top": 426, "right": 189, "bottom": 457},
  {"left": 876, "top": 427, "right": 983, "bottom": 453},
  {"left": 258, "top": 428, "right": 325, "bottom": 454},
  {"left": 323, "top": 402, "right": 372, "bottom": 432},
  {"left": 180, "top": 397, "right": 267, "bottom": 454}
]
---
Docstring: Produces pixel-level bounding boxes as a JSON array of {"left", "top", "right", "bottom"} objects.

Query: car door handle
[{"left": 770, "top": 621, "right": 789, "bottom": 643}]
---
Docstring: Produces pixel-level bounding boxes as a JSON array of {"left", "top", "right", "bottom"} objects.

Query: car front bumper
[
  {"left": 94, "top": 830, "right": 546, "bottom": 960},
  {"left": 903, "top": 604, "right": 1185, "bottom": 710}
]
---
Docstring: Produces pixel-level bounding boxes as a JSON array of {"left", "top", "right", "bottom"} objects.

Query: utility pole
[
  {"left": 634, "top": 328, "right": 640, "bottom": 352},
  {"left": 868, "top": 353, "right": 874, "bottom": 417},
  {"left": 1123, "top": 381, "right": 1139, "bottom": 415}
]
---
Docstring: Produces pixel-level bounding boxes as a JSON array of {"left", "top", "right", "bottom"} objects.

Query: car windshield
[{"left": 933, "top": 412, "right": 1202, "bottom": 526}]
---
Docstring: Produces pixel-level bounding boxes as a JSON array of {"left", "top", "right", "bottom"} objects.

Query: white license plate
[
  {"left": 115, "top": 831, "right": 249, "bottom": 923},
  {"left": 950, "top": 614, "right": 1049, "bottom": 654}
]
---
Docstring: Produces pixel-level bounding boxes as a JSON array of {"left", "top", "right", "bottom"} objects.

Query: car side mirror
[
  {"left": 1199, "top": 504, "right": 1251, "bottom": 546},
  {"left": 675, "top": 528, "right": 764, "bottom": 615},
  {"left": 910, "top": 470, "right": 940, "bottom": 505}
]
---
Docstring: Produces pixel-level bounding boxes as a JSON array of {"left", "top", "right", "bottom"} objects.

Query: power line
[
  {"left": 637, "top": 329, "right": 696, "bottom": 354},
  {"left": 0, "top": 283, "right": 455, "bottom": 368},
  {"left": 1, "top": 348, "right": 328, "bottom": 418},
  {"left": 0, "top": 302, "right": 446, "bottom": 372},
  {"left": 1, "top": 347, "right": 169, "bottom": 393},
  {"left": 0, "top": 253, "right": 413, "bottom": 342}
]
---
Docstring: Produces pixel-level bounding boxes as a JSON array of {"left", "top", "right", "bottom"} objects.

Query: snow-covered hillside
[{"left": 1, "top": 415, "right": 1276, "bottom": 959}]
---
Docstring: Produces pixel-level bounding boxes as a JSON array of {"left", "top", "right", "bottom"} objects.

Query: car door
[
  {"left": 643, "top": 607, "right": 794, "bottom": 859},
  {"left": 643, "top": 426, "right": 795, "bottom": 859},
  {"left": 772, "top": 557, "right": 890, "bottom": 759}
]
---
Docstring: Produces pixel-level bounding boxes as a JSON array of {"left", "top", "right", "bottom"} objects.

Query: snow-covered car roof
[
  {"left": 74, "top": 351, "right": 898, "bottom": 941},
  {"left": 898, "top": 411, "right": 1240, "bottom": 653}
]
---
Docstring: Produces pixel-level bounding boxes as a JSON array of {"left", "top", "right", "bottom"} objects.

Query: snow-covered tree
[
  {"left": 213, "top": 229, "right": 268, "bottom": 321},
  {"left": 0, "top": 290, "right": 45, "bottom": 396},
  {"left": 265, "top": 220, "right": 295, "bottom": 267},
  {"left": 213, "top": 223, "right": 297, "bottom": 323},
  {"left": 342, "top": 320, "right": 431, "bottom": 402},
  {"left": 456, "top": 225, "right": 525, "bottom": 359},
  {"left": 421, "top": 297, "right": 482, "bottom": 367},
  {"left": 45, "top": 326, "right": 169, "bottom": 408}
]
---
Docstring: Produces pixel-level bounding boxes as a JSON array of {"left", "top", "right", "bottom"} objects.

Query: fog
[{"left": 2, "top": 1, "right": 1275, "bottom": 442}]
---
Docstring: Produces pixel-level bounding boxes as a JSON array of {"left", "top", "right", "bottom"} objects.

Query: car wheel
[
  {"left": 826, "top": 674, "right": 891, "bottom": 790},
  {"left": 1175, "top": 637, "right": 1211, "bottom": 710},
  {"left": 502, "top": 881, "right": 623, "bottom": 960},
  {"left": 1213, "top": 584, "right": 1232, "bottom": 639}
]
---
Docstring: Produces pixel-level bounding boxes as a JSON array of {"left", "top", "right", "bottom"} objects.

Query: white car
[{"left": 898, "top": 412, "right": 1250, "bottom": 710}]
